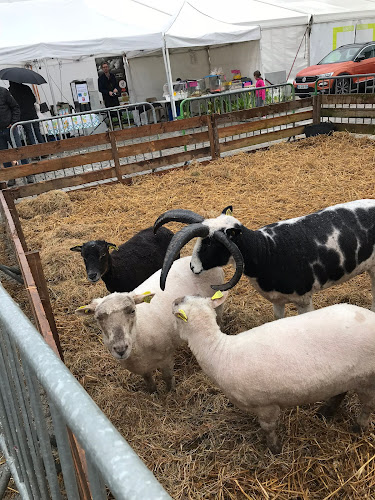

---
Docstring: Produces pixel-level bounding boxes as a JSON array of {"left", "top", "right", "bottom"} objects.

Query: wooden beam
[
  {"left": 0, "top": 148, "right": 113, "bottom": 181},
  {"left": 14, "top": 165, "right": 117, "bottom": 198},
  {"left": 1, "top": 190, "right": 28, "bottom": 252},
  {"left": 321, "top": 108, "right": 375, "bottom": 118},
  {"left": 0, "top": 132, "right": 110, "bottom": 164},
  {"left": 334, "top": 123, "right": 375, "bottom": 134},
  {"left": 207, "top": 114, "right": 220, "bottom": 159},
  {"left": 312, "top": 94, "right": 322, "bottom": 124},
  {"left": 116, "top": 130, "right": 209, "bottom": 158},
  {"left": 112, "top": 115, "right": 207, "bottom": 141},
  {"left": 215, "top": 98, "right": 313, "bottom": 125},
  {"left": 321, "top": 94, "right": 375, "bottom": 105},
  {"left": 25, "top": 250, "right": 63, "bottom": 360},
  {"left": 220, "top": 126, "right": 306, "bottom": 153},
  {"left": 218, "top": 110, "right": 313, "bottom": 139}
]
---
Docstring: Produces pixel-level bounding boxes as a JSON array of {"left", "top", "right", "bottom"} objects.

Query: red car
[{"left": 294, "top": 42, "right": 375, "bottom": 97}]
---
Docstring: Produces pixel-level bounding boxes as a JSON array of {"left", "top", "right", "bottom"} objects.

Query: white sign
[{"left": 75, "top": 82, "right": 90, "bottom": 104}]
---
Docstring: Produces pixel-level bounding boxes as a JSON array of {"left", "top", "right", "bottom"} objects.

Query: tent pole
[
  {"left": 162, "top": 43, "right": 177, "bottom": 119},
  {"left": 123, "top": 54, "right": 136, "bottom": 103},
  {"left": 43, "top": 58, "right": 57, "bottom": 115}
]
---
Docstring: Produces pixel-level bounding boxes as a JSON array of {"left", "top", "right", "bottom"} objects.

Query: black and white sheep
[
  {"left": 70, "top": 226, "right": 178, "bottom": 293},
  {"left": 154, "top": 201, "right": 375, "bottom": 318}
]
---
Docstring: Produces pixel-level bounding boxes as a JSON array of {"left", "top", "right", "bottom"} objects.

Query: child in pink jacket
[{"left": 254, "top": 70, "right": 266, "bottom": 107}]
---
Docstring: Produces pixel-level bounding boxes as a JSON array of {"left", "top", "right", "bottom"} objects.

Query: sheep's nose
[
  {"left": 88, "top": 272, "right": 100, "bottom": 282},
  {"left": 114, "top": 345, "right": 128, "bottom": 357}
]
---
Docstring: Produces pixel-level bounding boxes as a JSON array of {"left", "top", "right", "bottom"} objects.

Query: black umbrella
[{"left": 0, "top": 67, "right": 46, "bottom": 85}]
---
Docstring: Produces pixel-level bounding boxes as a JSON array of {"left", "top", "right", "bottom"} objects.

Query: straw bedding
[{"left": 14, "top": 132, "right": 375, "bottom": 498}]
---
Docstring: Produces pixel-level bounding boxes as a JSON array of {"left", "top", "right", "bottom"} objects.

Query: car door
[{"left": 354, "top": 45, "right": 375, "bottom": 81}]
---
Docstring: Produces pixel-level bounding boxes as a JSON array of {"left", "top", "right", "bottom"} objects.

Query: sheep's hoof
[
  {"left": 317, "top": 404, "right": 336, "bottom": 421},
  {"left": 268, "top": 441, "right": 282, "bottom": 455},
  {"left": 351, "top": 423, "right": 363, "bottom": 434}
]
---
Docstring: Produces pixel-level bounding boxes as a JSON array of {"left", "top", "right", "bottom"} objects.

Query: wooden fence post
[
  {"left": 2, "top": 190, "right": 28, "bottom": 252},
  {"left": 207, "top": 114, "right": 220, "bottom": 160},
  {"left": 312, "top": 94, "right": 322, "bottom": 124},
  {"left": 25, "top": 250, "right": 64, "bottom": 360},
  {"left": 108, "top": 131, "right": 125, "bottom": 184}
]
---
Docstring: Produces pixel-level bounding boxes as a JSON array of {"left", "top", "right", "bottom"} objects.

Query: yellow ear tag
[
  {"left": 78, "top": 305, "right": 90, "bottom": 314},
  {"left": 176, "top": 309, "right": 188, "bottom": 322},
  {"left": 211, "top": 290, "right": 224, "bottom": 300},
  {"left": 142, "top": 291, "right": 153, "bottom": 303},
  {"left": 226, "top": 208, "right": 233, "bottom": 216},
  {"left": 109, "top": 245, "right": 119, "bottom": 251}
]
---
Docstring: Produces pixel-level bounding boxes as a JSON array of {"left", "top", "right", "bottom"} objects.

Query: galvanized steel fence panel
[{"left": 0, "top": 283, "right": 171, "bottom": 500}]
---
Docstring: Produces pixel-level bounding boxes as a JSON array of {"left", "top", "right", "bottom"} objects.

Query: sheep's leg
[
  {"left": 273, "top": 304, "right": 285, "bottom": 320},
  {"left": 352, "top": 389, "right": 375, "bottom": 433},
  {"left": 160, "top": 361, "right": 175, "bottom": 392},
  {"left": 143, "top": 373, "right": 157, "bottom": 393},
  {"left": 296, "top": 297, "right": 314, "bottom": 315},
  {"left": 368, "top": 270, "right": 375, "bottom": 312},
  {"left": 317, "top": 392, "right": 347, "bottom": 420},
  {"left": 256, "top": 405, "right": 281, "bottom": 454}
]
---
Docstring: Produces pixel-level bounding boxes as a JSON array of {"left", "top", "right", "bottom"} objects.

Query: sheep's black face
[
  {"left": 81, "top": 241, "right": 110, "bottom": 283},
  {"left": 190, "top": 235, "right": 231, "bottom": 274}
]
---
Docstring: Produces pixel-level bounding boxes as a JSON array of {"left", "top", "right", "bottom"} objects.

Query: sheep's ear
[
  {"left": 211, "top": 290, "right": 228, "bottom": 308},
  {"left": 222, "top": 206, "right": 233, "bottom": 216},
  {"left": 70, "top": 245, "right": 82, "bottom": 253},
  {"left": 133, "top": 292, "right": 156, "bottom": 304},
  {"left": 106, "top": 242, "right": 119, "bottom": 252},
  {"left": 75, "top": 300, "right": 100, "bottom": 315}
]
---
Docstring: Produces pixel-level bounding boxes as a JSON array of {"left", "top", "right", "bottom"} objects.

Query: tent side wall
[{"left": 310, "top": 18, "right": 375, "bottom": 64}]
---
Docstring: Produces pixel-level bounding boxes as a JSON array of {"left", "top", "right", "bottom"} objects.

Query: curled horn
[
  {"left": 160, "top": 223, "right": 209, "bottom": 290},
  {"left": 154, "top": 209, "right": 204, "bottom": 234},
  {"left": 210, "top": 231, "right": 244, "bottom": 291}
]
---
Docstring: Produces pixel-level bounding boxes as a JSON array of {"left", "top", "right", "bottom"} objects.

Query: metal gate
[{"left": 0, "top": 283, "right": 171, "bottom": 500}]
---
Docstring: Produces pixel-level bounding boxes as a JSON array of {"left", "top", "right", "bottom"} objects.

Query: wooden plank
[
  {"left": 119, "top": 147, "right": 211, "bottom": 176},
  {"left": 14, "top": 165, "right": 117, "bottom": 199},
  {"left": 217, "top": 110, "right": 313, "bottom": 139},
  {"left": 321, "top": 108, "right": 375, "bottom": 118},
  {"left": 322, "top": 94, "right": 375, "bottom": 105},
  {"left": 312, "top": 94, "right": 322, "bottom": 124},
  {"left": 113, "top": 115, "right": 207, "bottom": 141},
  {"left": 334, "top": 123, "right": 375, "bottom": 134},
  {"left": 207, "top": 114, "right": 220, "bottom": 159},
  {"left": 0, "top": 132, "right": 110, "bottom": 163},
  {"left": 2, "top": 190, "right": 28, "bottom": 252},
  {"left": 215, "top": 98, "right": 313, "bottom": 125},
  {"left": 220, "top": 125, "right": 306, "bottom": 153},
  {"left": 0, "top": 148, "right": 113, "bottom": 181},
  {"left": 117, "top": 130, "right": 209, "bottom": 158},
  {"left": 108, "top": 131, "right": 123, "bottom": 184},
  {"left": 25, "top": 250, "right": 64, "bottom": 360}
]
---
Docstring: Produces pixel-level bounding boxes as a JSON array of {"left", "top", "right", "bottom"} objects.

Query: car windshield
[{"left": 319, "top": 46, "right": 360, "bottom": 64}]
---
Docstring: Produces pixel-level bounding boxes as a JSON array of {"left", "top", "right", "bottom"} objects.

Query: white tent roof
[
  {"left": 164, "top": 2, "right": 260, "bottom": 48},
  {"left": 261, "top": 0, "right": 375, "bottom": 23}
]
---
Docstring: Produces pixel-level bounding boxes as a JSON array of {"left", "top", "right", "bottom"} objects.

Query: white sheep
[
  {"left": 173, "top": 295, "right": 375, "bottom": 453},
  {"left": 76, "top": 256, "right": 224, "bottom": 392}
]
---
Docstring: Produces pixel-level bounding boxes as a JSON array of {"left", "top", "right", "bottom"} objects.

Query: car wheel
[{"left": 334, "top": 76, "right": 351, "bottom": 94}]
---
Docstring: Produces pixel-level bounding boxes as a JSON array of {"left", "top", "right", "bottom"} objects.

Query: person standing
[
  {"left": 9, "top": 81, "right": 45, "bottom": 144},
  {"left": 98, "top": 61, "right": 121, "bottom": 108},
  {"left": 254, "top": 70, "right": 266, "bottom": 107},
  {"left": 0, "top": 86, "right": 31, "bottom": 186}
]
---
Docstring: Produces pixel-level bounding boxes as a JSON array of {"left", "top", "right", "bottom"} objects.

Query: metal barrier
[
  {"left": 179, "top": 84, "right": 295, "bottom": 119},
  {"left": 0, "top": 283, "right": 171, "bottom": 499},
  {"left": 9, "top": 101, "right": 160, "bottom": 149},
  {"left": 314, "top": 73, "right": 375, "bottom": 95}
]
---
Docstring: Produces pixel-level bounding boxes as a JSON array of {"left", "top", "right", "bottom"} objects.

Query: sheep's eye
[{"left": 130, "top": 309, "right": 135, "bottom": 314}]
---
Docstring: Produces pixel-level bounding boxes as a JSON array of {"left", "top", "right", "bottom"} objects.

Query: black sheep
[{"left": 71, "top": 226, "right": 178, "bottom": 293}]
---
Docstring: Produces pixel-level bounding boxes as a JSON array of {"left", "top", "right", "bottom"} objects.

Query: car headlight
[{"left": 317, "top": 72, "right": 334, "bottom": 78}]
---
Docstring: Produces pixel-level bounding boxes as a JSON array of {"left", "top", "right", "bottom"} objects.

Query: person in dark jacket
[
  {"left": 9, "top": 81, "right": 45, "bottom": 144},
  {"left": 98, "top": 61, "right": 121, "bottom": 108},
  {"left": 0, "top": 86, "right": 31, "bottom": 186}
]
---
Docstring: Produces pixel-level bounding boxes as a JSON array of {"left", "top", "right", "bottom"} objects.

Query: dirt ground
[{"left": 8, "top": 132, "right": 375, "bottom": 499}]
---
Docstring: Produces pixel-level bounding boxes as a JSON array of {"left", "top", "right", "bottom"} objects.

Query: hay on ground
[{"left": 14, "top": 132, "right": 375, "bottom": 499}]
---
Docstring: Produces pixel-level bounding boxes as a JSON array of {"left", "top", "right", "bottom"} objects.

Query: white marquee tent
[{"left": 1, "top": 0, "right": 375, "bottom": 117}]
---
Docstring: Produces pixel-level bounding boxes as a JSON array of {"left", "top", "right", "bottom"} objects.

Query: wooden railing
[{"left": 0, "top": 100, "right": 314, "bottom": 199}]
